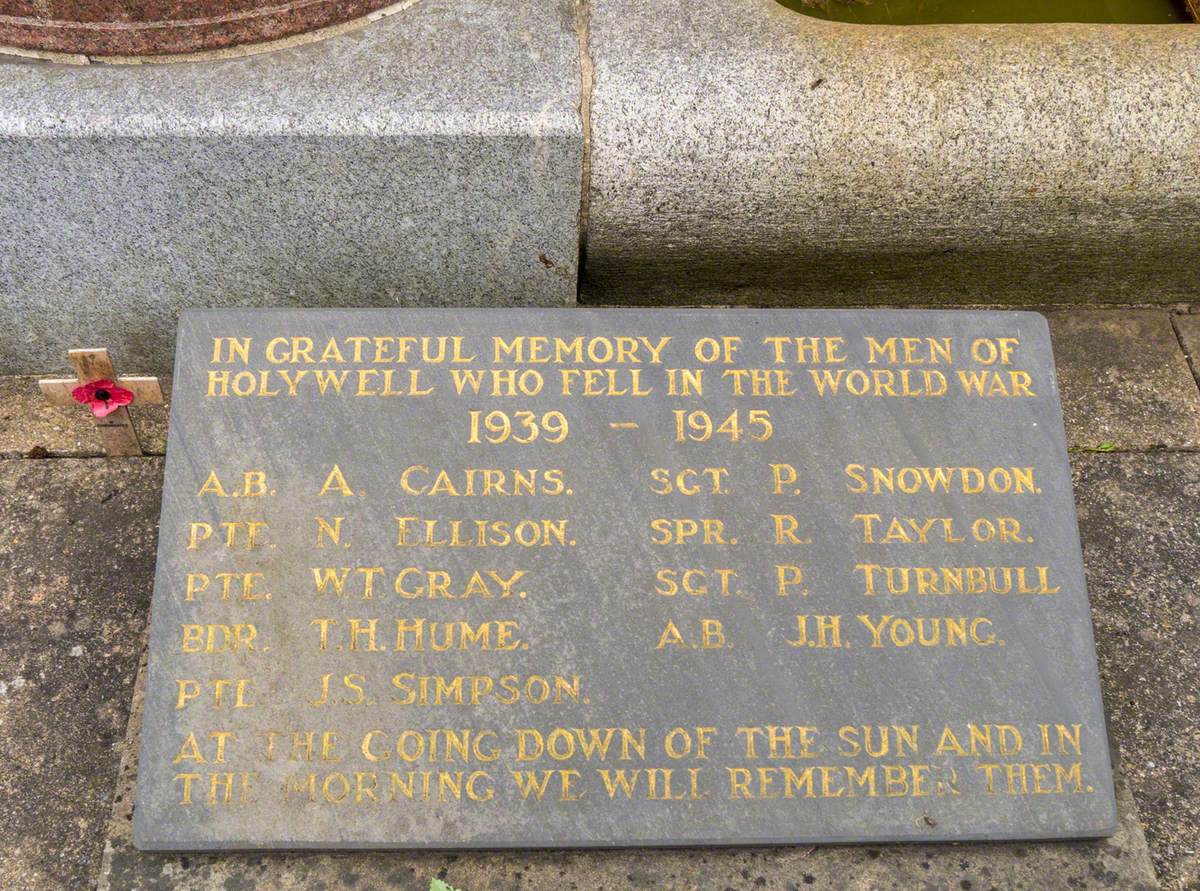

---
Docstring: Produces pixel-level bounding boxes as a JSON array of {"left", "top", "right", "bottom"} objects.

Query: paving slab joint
[{"left": 1171, "top": 314, "right": 1200, "bottom": 393}]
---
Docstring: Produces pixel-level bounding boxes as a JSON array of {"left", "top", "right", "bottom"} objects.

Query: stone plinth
[{"left": 0, "top": 0, "right": 582, "bottom": 373}]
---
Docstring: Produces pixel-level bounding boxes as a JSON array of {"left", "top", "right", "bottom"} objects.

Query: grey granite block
[
  {"left": 0, "top": 0, "right": 583, "bottom": 374},
  {"left": 582, "top": 0, "right": 1200, "bottom": 306}
]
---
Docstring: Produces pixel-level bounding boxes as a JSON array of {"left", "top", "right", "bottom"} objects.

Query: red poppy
[{"left": 71, "top": 379, "right": 134, "bottom": 418}]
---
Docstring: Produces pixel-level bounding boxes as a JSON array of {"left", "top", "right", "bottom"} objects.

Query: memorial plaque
[{"left": 134, "top": 308, "right": 1117, "bottom": 850}]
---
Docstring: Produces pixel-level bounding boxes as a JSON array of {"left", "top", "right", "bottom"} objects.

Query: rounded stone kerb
[{"left": 584, "top": 0, "right": 1200, "bottom": 305}]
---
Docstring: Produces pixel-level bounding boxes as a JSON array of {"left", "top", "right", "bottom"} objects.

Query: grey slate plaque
[{"left": 134, "top": 308, "right": 1117, "bottom": 850}]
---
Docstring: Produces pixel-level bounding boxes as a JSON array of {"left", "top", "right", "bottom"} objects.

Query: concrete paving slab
[
  {"left": 0, "top": 0, "right": 583, "bottom": 373},
  {"left": 1048, "top": 311, "right": 1200, "bottom": 451},
  {"left": 0, "top": 376, "right": 171, "bottom": 459},
  {"left": 1075, "top": 453, "right": 1200, "bottom": 890},
  {"left": 0, "top": 458, "right": 163, "bottom": 890}
]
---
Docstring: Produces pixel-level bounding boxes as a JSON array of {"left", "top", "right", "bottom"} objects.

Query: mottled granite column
[{"left": 583, "top": 0, "right": 1200, "bottom": 306}]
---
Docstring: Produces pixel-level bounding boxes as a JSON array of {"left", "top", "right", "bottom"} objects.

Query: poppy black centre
[{"left": 95, "top": 389, "right": 111, "bottom": 401}]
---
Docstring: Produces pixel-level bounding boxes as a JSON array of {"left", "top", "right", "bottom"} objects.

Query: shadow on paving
[
  {"left": 1076, "top": 454, "right": 1200, "bottom": 889},
  {"left": 0, "top": 459, "right": 162, "bottom": 890}
]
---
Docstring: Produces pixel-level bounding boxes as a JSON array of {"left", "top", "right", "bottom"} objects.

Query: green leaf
[{"left": 430, "top": 879, "right": 464, "bottom": 891}]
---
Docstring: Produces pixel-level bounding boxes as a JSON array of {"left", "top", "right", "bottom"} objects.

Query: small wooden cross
[{"left": 39, "top": 348, "right": 164, "bottom": 457}]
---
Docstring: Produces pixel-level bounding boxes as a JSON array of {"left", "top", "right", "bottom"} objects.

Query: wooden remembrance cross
[{"left": 39, "top": 348, "right": 163, "bottom": 456}]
